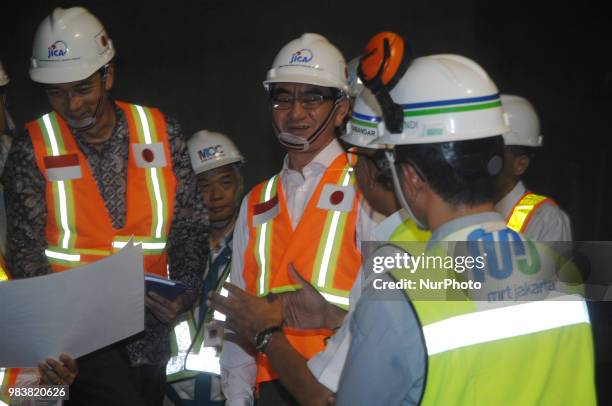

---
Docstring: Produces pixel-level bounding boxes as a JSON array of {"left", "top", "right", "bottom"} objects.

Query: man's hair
[
  {"left": 396, "top": 136, "right": 504, "bottom": 206},
  {"left": 506, "top": 145, "right": 537, "bottom": 161}
]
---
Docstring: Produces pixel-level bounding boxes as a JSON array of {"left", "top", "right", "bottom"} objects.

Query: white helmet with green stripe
[
  {"left": 342, "top": 87, "right": 386, "bottom": 149},
  {"left": 361, "top": 54, "right": 509, "bottom": 146}
]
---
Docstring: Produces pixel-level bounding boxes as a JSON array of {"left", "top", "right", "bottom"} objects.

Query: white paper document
[{"left": 0, "top": 242, "right": 145, "bottom": 367}]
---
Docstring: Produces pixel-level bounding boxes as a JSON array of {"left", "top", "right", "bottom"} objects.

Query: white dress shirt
[
  {"left": 220, "top": 139, "right": 377, "bottom": 406},
  {"left": 495, "top": 181, "right": 572, "bottom": 241}
]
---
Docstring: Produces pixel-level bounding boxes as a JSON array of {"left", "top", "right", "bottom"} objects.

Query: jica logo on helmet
[
  {"left": 48, "top": 41, "right": 68, "bottom": 58},
  {"left": 198, "top": 145, "right": 224, "bottom": 162},
  {"left": 290, "top": 49, "right": 313, "bottom": 64}
]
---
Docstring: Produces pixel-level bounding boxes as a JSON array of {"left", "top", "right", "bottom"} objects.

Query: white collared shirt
[
  {"left": 220, "top": 139, "right": 378, "bottom": 406},
  {"left": 495, "top": 181, "right": 572, "bottom": 241}
]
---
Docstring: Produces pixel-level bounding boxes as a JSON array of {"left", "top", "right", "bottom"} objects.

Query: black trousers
[
  {"left": 257, "top": 380, "right": 299, "bottom": 406},
  {"left": 65, "top": 344, "right": 167, "bottom": 406}
]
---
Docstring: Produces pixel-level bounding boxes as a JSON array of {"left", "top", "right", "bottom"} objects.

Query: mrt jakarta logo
[
  {"left": 290, "top": 49, "right": 313, "bottom": 64},
  {"left": 198, "top": 145, "right": 224, "bottom": 162},
  {"left": 48, "top": 41, "right": 68, "bottom": 58}
]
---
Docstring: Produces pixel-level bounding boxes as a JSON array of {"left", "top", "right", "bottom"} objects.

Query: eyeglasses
[
  {"left": 347, "top": 149, "right": 391, "bottom": 172},
  {"left": 269, "top": 93, "right": 334, "bottom": 110}
]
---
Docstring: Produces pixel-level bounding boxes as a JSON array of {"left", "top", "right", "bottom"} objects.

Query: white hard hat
[
  {"left": 188, "top": 130, "right": 244, "bottom": 175},
  {"left": 343, "top": 87, "right": 385, "bottom": 149},
  {"left": 346, "top": 56, "right": 364, "bottom": 98},
  {"left": 0, "top": 61, "right": 9, "bottom": 87},
  {"left": 500, "top": 94, "right": 543, "bottom": 147},
  {"left": 30, "top": 7, "right": 115, "bottom": 84},
  {"left": 263, "top": 33, "right": 348, "bottom": 92},
  {"left": 369, "top": 54, "right": 509, "bottom": 146}
]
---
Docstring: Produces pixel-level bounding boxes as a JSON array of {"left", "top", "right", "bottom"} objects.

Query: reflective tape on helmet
[{"left": 423, "top": 296, "right": 590, "bottom": 356}]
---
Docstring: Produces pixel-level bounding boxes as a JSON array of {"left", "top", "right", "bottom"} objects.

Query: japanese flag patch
[
  {"left": 43, "top": 153, "right": 82, "bottom": 181},
  {"left": 253, "top": 195, "right": 279, "bottom": 226},
  {"left": 132, "top": 143, "right": 167, "bottom": 168},
  {"left": 317, "top": 184, "right": 355, "bottom": 212}
]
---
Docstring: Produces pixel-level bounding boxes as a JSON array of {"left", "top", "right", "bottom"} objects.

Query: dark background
[
  {"left": 2, "top": 0, "right": 612, "bottom": 399},
  {"left": 2, "top": 0, "right": 611, "bottom": 241}
]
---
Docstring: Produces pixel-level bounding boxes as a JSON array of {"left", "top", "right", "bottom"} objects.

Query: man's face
[
  {"left": 353, "top": 147, "right": 399, "bottom": 216},
  {"left": 197, "top": 164, "right": 242, "bottom": 223},
  {"left": 269, "top": 83, "right": 346, "bottom": 151},
  {"left": 496, "top": 147, "right": 528, "bottom": 200},
  {"left": 44, "top": 71, "right": 110, "bottom": 126}
]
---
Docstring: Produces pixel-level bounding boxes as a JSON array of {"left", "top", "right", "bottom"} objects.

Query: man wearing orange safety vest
[
  {"left": 220, "top": 33, "right": 376, "bottom": 406},
  {"left": 496, "top": 94, "right": 572, "bottom": 240},
  {"left": 2, "top": 7, "right": 207, "bottom": 405}
]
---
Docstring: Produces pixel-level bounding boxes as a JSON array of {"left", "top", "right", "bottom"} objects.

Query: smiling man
[
  {"left": 2, "top": 7, "right": 207, "bottom": 405},
  {"left": 220, "top": 33, "right": 376, "bottom": 406},
  {"left": 166, "top": 130, "right": 245, "bottom": 406}
]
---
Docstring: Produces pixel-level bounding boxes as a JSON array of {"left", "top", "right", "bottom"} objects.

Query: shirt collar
[
  {"left": 428, "top": 211, "right": 506, "bottom": 243},
  {"left": 281, "top": 138, "right": 344, "bottom": 173},
  {"left": 374, "top": 209, "right": 411, "bottom": 241},
  {"left": 495, "top": 181, "right": 526, "bottom": 219}
]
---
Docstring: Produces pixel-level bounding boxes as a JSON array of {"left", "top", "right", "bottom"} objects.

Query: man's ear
[
  {"left": 513, "top": 154, "right": 530, "bottom": 177},
  {"left": 103, "top": 64, "right": 114, "bottom": 91},
  {"left": 333, "top": 97, "right": 350, "bottom": 127},
  {"left": 400, "top": 162, "right": 424, "bottom": 199}
]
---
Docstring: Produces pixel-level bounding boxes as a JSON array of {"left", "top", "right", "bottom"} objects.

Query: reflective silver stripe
[
  {"left": 45, "top": 249, "right": 81, "bottom": 262},
  {"left": 135, "top": 105, "right": 165, "bottom": 240},
  {"left": 320, "top": 292, "right": 350, "bottom": 307},
  {"left": 42, "top": 114, "right": 72, "bottom": 250},
  {"left": 174, "top": 321, "right": 192, "bottom": 352},
  {"left": 213, "top": 274, "right": 230, "bottom": 321},
  {"left": 257, "top": 177, "right": 276, "bottom": 296},
  {"left": 112, "top": 241, "right": 166, "bottom": 250},
  {"left": 166, "top": 321, "right": 193, "bottom": 375},
  {"left": 317, "top": 168, "right": 353, "bottom": 288},
  {"left": 423, "top": 296, "right": 590, "bottom": 356},
  {"left": 185, "top": 346, "right": 221, "bottom": 375}
]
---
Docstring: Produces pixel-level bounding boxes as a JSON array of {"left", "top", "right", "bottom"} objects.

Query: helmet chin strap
[
  {"left": 67, "top": 70, "right": 108, "bottom": 132},
  {"left": 273, "top": 98, "right": 342, "bottom": 152},
  {"left": 385, "top": 149, "right": 428, "bottom": 230}
]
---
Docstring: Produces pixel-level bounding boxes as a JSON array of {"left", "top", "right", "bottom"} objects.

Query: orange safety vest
[
  {"left": 0, "top": 367, "right": 19, "bottom": 404},
  {"left": 243, "top": 153, "right": 362, "bottom": 383},
  {"left": 506, "top": 191, "right": 556, "bottom": 233},
  {"left": 25, "top": 101, "right": 176, "bottom": 275}
]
